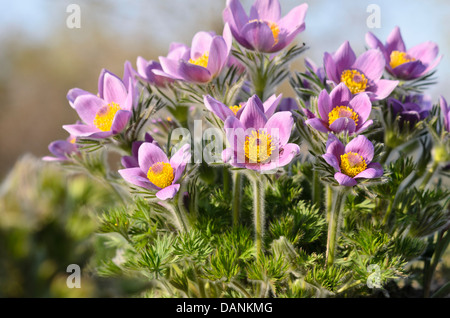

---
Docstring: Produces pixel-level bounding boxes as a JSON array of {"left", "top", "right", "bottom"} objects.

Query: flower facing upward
[
  {"left": 366, "top": 26, "right": 442, "bottom": 80},
  {"left": 118, "top": 143, "right": 191, "bottom": 200},
  {"left": 203, "top": 93, "right": 282, "bottom": 123},
  {"left": 322, "top": 134, "right": 383, "bottom": 187},
  {"left": 305, "top": 83, "right": 373, "bottom": 135},
  {"left": 63, "top": 69, "right": 133, "bottom": 139},
  {"left": 324, "top": 41, "right": 399, "bottom": 101},
  {"left": 222, "top": 95, "right": 300, "bottom": 172},
  {"left": 223, "top": 0, "right": 308, "bottom": 53},
  {"left": 156, "top": 24, "right": 232, "bottom": 84}
]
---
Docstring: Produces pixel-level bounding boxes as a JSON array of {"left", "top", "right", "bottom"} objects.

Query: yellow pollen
[
  {"left": 229, "top": 105, "right": 242, "bottom": 116},
  {"left": 93, "top": 102, "right": 121, "bottom": 132},
  {"left": 244, "top": 130, "right": 274, "bottom": 164},
  {"left": 249, "top": 19, "right": 280, "bottom": 46},
  {"left": 167, "top": 116, "right": 172, "bottom": 122},
  {"left": 147, "top": 162, "right": 174, "bottom": 189},
  {"left": 189, "top": 51, "right": 209, "bottom": 68},
  {"left": 69, "top": 137, "right": 76, "bottom": 144},
  {"left": 340, "top": 152, "right": 367, "bottom": 178},
  {"left": 328, "top": 106, "right": 359, "bottom": 126},
  {"left": 389, "top": 50, "right": 416, "bottom": 69},
  {"left": 340, "top": 69, "right": 368, "bottom": 94}
]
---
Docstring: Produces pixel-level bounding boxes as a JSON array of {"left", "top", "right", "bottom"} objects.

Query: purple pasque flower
[
  {"left": 63, "top": 69, "right": 134, "bottom": 139},
  {"left": 203, "top": 93, "right": 282, "bottom": 122},
  {"left": 135, "top": 56, "right": 173, "bottom": 87},
  {"left": 440, "top": 96, "right": 450, "bottom": 132},
  {"left": 324, "top": 41, "right": 399, "bottom": 101},
  {"left": 223, "top": 0, "right": 308, "bottom": 53},
  {"left": 305, "top": 83, "right": 373, "bottom": 135},
  {"left": 388, "top": 94, "right": 432, "bottom": 129},
  {"left": 42, "top": 131, "right": 78, "bottom": 162},
  {"left": 366, "top": 26, "right": 442, "bottom": 80},
  {"left": 322, "top": 134, "right": 383, "bottom": 187},
  {"left": 222, "top": 95, "right": 300, "bottom": 171},
  {"left": 121, "top": 133, "right": 158, "bottom": 169},
  {"left": 118, "top": 143, "right": 191, "bottom": 200},
  {"left": 156, "top": 24, "right": 232, "bottom": 84}
]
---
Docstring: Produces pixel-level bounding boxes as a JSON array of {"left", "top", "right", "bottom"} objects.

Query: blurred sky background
[{"left": 0, "top": 0, "right": 449, "bottom": 178}]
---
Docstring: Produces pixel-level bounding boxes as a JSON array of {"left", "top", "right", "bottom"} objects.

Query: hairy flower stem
[
  {"left": 312, "top": 169, "right": 322, "bottom": 208},
  {"left": 232, "top": 171, "right": 243, "bottom": 228},
  {"left": 424, "top": 229, "right": 450, "bottom": 297},
  {"left": 223, "top": 166, "right": 231, "bottom": 197},
  {"left": 326, "top": 185, "right": 332, "bottom": 222},
  {"left": 326, "top": 187, "right": 348, "bottom": 267},
  {"left": 251, "top": 173, "right": 266, "bottom": 260}
]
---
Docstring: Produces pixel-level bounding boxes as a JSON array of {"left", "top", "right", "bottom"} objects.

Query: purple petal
[
  {"left": 67, "top": 88, "right": 91, "bottom": 108},
  {"left": 48, "top": 140, "right": 76, "bottom": 158},
  {"left": 407, "top": 41, "right": 439, "bottom": 66},
  {"left": 204, "top": 95, "right": 235, "bottom": 121},
  {"left": 278, "top": 3, "right": 308, "bottom": 31},
  {"left": 345, "top": 135, "right": 374, "bottom": 163},
  {"left": 223, "top": 0, "right": 249, "bottom": 41},
  {"left": 206, "top": 36, "right": 229, "bottom": 77},
  {"left": 324, "top": 52, "right": 339, "bottom": 84},
  {"left": 348, "top": 93, "right": 372, "bottom": 123},
  {"left": 263, "top": 94, "right": 283, "bottom": 118},
  {"left": 102, "top": 70, "right": 128, "bottom": 105},
  {"left": 239, "top": 95, "right": 267, "bottom": 130},
  {"left": 390, "top": 60, "right": 427, "bottom": 80},
  {"left": 156, "top": 184, "right": 180, "bottom": 200},
  {"left": 241, "top": 20, "right": 275, "bottom": 52},
  {"left": 326, "top": 133, "right": 345, "bottom": 159},
  {"left": 159, "top": 57, "right": 184, "bottom": 80},
  {"left": 329, "top": 117, "right": 356, "bottom": 134},
  {"left": 334, "top": 172, "right": 358, "bottom": 187},
  {"left": 275, "top": 143, "right": 300, "bottom": 168},
  {"left": 178, "top": 60, "right": 212, "bottom": 83},
  {"left": 305, "top": 118, "right": 329, "bottom": 133},
  {"left": 73, "top": 94, "right": 105, "bottom": 124},
  {"left": 365, "top": 31, "right": 389, "bottom": 61},
  {"left": 249, "top": 0, "right": 281, "bottom": 21},
  {"left": 330, "top": 83, "right": 351, "bottom": 108},
  {"left": 264, "top": 111, "right": 294, "bottom": 147},
  {"left": 63, "top": 124, "right": 107, "bottom": 138},
  {"left": 352, "top": 49, "right": 385, "bottom": 81},
  {"left": 191, "top": 31, "right": 214, "bottom": 60},
  {"left": 354, "top": 162, "right": 383, "bottom": 179},
  {"left": 332, "top": 41, "right": 356, "bottom": 76},
  {"left": 110, "top": 110, "right": 131, "bottom": 134},
  {"left": 138, "top": 142, "right": 169, "bottom": 174},
  {"left": 170, "top": 144, "right": 191, "bottom": 182},
  {"left": 318, "top": 89, "right": 332, "bottom": 120},
  {"left": 322, "top": 153, "right": 340, "bottom": 171},
  {"left": 386, "top": 26, "right": 406, "bottom": 54},
  {"left": 119, "top": 167, "right": 153, "bottom": 190},
  {"left": 367, "top": 79, "right": 399, "bottom": 101},
  {"left": 354, "top": 119, "right": 373, "bottom": 134}
]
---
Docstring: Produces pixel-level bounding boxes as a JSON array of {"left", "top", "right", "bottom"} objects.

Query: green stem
[
  {"left": 326, "top": 185, "right": 332, "bottom": 222},
  {"left": 312, "top": 169, "right": 322, "bottom": 208},
  {"left": 419, "top": 160, "right": 439, "bottom": 190},
  {"left": 223, "top": 166, "right": 231, "bottom": 197},
  {"left": 326, "top": 187, "right": 348, "bottom": 268},
  {"left": 381, "top": 199, "right": 394, "bottom": 226},
  {"left": 232, "top": 171, "right": 243, "bottom": 228},
  {"left": 424, "top": 229, "right": 450, "bottom": 298},
  {"left": 251, "top": 173, "right": 266, "bottom": 260}
]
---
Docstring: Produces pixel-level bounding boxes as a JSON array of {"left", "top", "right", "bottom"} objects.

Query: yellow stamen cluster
[
  {"left": 93, "top": 102, "right": 121, "bottom": 132},
  {"left": 189, "top": 51, "right": 209, "bottom": 68},
  {"left": 244, "top": 130, "right": 274, "bottom": 164},
  {"left": 229, "top": 105, "right": 243, "bottom": 116},
  {"left": 389, "top": 50, "right": 416, "bottom": 69},
  {"left": 340, "top": 152, "right": 367, "bottom": 178},
  {"left": 328, "top": 106, "right": 359, "bottom": 126},
  {"left": 147, "top": 162, "right": 174, "bottom": 189},
  {"left": 249, "top": 19, "right": 280, "bottom": 45},
  {"left": 340, "top": 69, "right": 368, "bottom": 94}
]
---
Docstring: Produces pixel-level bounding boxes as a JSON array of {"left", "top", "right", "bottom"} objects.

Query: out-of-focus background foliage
[{"left": 0, "top": 0, "right": 449, "bottom": 297}]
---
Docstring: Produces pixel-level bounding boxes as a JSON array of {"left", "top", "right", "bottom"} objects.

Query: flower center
[
  {"left": 189, "top": 51, "right": 209, "bottom": 68},
  {"left": 229, "top": 105, "right": 242, "bottom": 116},
  {"left": 328, "top": 106, "right": 359, "bottom": 126},
  {"left": 249, "top": 20, "right": 280, "bottom": 45},
  {"left": 389, "top": 50, "right": 416, "bottom": 69},
  {"left": 340, "top": 152, "right": 367, "bottom": 178},
  {"left": 244, "top": 130, "right": 274, "bottom": 164},
  {"left": 93, "top": 102, "right": 121, "bottom": 132},
  {"left": 340, "top": 70, "right": 368, "bottom": 94},
  {"left": 147, "top": 162, "right": 174, "bottom": 189}
]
